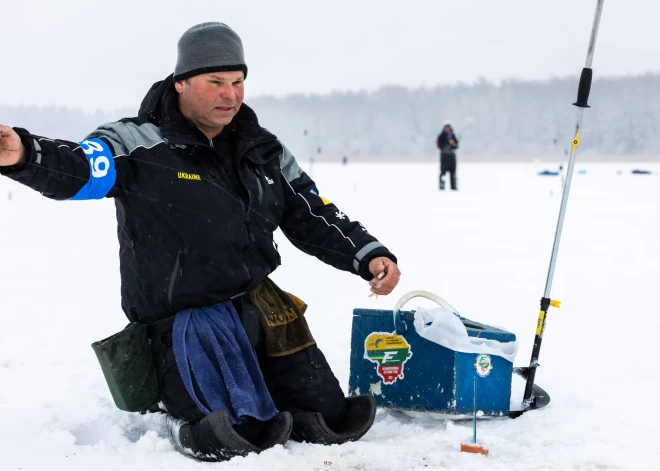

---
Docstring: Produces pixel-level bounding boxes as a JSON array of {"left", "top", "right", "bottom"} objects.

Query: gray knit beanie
[{"left": 173, "top": 22, "right": 247, "bottom": 82}]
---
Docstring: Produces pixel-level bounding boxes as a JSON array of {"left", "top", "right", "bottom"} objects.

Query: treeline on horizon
[{"left": 2, "top": 73, "right": 658, "bottom": 158}]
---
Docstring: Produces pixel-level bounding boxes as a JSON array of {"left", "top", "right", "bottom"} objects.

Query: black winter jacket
[
  {"left": 436, "top": 130, "right": 459, "bottom": 156},
  {"left": 1, "top": 76, "right": 395, "bottom": 324}
]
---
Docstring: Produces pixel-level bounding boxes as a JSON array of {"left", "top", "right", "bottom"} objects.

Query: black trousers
[
  {"left": 149, "top": 299, "right": 348, "bottom": 431},
  {"left": 439, "top": 154, "right": 457, "bottom": 190}
]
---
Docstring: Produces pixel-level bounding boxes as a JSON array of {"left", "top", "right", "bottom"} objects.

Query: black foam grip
[
  {"left": 540, "top": 297, "right": 551, "bottom": 312},
  {"left": 573, "top": 68, "right": 592, "bottom": 108}
]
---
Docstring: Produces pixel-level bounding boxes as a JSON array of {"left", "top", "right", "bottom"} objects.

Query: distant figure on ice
[
  {"left": 436, "top": 122, "right": 459, "bottom": 190},
  {"left": 0, "top": 22, "right": 400, "bottom": 462}
]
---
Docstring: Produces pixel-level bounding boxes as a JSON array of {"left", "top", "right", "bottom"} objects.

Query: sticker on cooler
[
  {"left": 474, "top": 354, "right": 493, "bottom": 377},
  {"left": 364, "top": 332, "right": 413, "bottom": 384}
]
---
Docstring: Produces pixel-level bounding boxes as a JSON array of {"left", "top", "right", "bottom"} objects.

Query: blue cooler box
[{"left": 348, "top": 309, "right": 515, "bottom": 416}]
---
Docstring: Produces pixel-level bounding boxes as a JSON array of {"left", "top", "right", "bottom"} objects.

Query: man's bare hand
[
  {"left": 0, "top": 125, "right": 24, "bottom": 166},
  {"left": 368, "top": 257, "right": 401, "bottom": 296}
]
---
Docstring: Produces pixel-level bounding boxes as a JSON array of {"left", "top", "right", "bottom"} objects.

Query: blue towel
[{"left": 172, "top": 301, "right": 278, "bottom": 425}]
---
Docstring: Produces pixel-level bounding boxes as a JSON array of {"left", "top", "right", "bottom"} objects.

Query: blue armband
[{"left": 70, "top": 138, "right": 117, "bottom": 200}]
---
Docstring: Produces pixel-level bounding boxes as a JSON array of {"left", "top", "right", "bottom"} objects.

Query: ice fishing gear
[
  {"left": 517, "top": 0, "right": 606, "bottom": 415},
  {"left": 348, "top": 290, "right": 544, "bottom": 417},
  {"left": 460, "top": 378, "right": 489, "bottom": 455},
  {"left": 91, "top": 322, "right": 161, "bottom": 413}
]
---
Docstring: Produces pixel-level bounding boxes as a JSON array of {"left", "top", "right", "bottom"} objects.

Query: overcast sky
[{"left": 1, "top": 0, "right": 658, "bottom": 112}]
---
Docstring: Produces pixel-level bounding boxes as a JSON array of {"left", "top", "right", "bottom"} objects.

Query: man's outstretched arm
[
  {"left": 278, "top": 142, "right": 400, "bottom": 295},
  {"left": 0, "top": 123, "right": 140, "bottom": 201}
]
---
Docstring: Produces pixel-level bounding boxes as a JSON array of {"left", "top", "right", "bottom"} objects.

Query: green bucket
[{"left": 91, "top": 323, "right": 161, "bottom": 412}]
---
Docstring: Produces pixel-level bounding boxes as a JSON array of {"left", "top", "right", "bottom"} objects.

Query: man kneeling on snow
[{"left": 0, "top": 22, "right": 400, "bottom": 461}]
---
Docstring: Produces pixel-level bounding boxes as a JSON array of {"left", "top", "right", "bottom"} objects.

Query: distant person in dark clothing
[{"left": 436, "top": 122, "right": 459, "bottom": 190}]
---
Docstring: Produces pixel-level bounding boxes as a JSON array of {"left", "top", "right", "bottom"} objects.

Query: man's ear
[{"left": 174, "top": 80, "right": 185, "bottom": 93}]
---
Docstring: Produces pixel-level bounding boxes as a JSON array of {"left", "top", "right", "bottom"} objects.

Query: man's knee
[
  {"left": 259, "top": 344, "right": 348, "bottom": 430},
  {"left": 154, "top": 344, "right": 206, "bottom": 422}
]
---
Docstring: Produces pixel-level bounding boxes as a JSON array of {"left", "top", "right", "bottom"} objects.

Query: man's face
[
  {"left": 175, "top": 70, "right": 245, "bottom": 138},
  {"left": 444, "top": 125, "right": 451, "bottom": 133}
]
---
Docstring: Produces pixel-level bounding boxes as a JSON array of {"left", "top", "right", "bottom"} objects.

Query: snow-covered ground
[{"left": 1, "top": 161, "right": 659, "bottom": 470}]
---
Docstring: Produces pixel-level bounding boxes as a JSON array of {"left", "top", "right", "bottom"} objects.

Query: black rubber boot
[
  {"left": 289, "top": 394, "right": 376, "bottom": 445},
  {"left": 168, "top": 410, "right": 292, "bottom": 462}
]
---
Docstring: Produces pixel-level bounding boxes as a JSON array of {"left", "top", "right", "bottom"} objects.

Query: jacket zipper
[
  {"left": 238, "top": 164, "right": 255, "bottom": 282},
  {"left": 240, "top": 168, "right": 256, "bottom": 243},
  {"left": 235, "top": 139, "right": 274, "bottom": 244},
  {"left": 167, "top": 248, "right": 183, "bottom": 305},
  {"left": 206, "top": 141, "right": 254, "bottom": 282}
]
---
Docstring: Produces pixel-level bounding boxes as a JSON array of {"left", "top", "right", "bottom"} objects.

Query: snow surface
[{"left": 1, "top": 161, "right": 659, "bottom": 470}]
